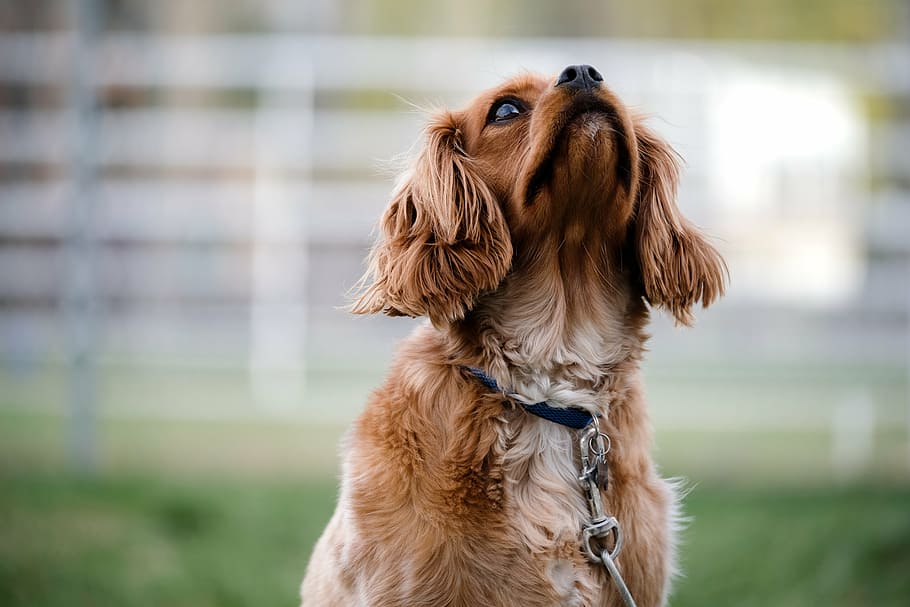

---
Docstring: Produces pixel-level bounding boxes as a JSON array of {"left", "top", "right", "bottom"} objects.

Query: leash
[
  {"left": 578, "top": 417, "right": 638, "bottom": 607},
  {"left": 463, "top": 367, "right": 638, "bottom": 607}
]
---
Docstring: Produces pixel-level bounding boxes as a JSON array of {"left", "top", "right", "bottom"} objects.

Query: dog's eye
[
  {"left": 494, "top": 102, "right": 521, "bottom": 121},
  {"left": 488, "top": 99, "right": 526, "bottom": 124}
]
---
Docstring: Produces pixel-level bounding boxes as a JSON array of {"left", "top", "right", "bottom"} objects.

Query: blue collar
[{"left": 464, "top": 366, "right": 594, "bottom": 430}]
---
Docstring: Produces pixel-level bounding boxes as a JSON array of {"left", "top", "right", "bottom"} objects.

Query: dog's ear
[
  {"left": 632, "top": 119, "right": 726, "bottom": 326},
  {"left": 352, "top": 111, "right": 512, "bottom": 326}
]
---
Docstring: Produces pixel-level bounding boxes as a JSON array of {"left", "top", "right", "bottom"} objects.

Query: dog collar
[{"left": 463, "top": 366, "right": 595, "bottom": 429}]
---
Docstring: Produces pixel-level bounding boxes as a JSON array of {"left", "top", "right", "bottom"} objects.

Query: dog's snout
[{"left": 555, "top": 64, "right": 604, "bottom": 92}]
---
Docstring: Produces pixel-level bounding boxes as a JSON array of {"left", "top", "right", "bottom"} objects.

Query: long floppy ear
[
  {"left": 633, "top": 119, "right": 727, "bottom": 326},
  {"left": 351, "top": 111, "right": 512, "bottom": 326}
]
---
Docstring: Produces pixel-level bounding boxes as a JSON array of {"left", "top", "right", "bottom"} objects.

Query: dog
[{"left": 301, "top": 65, "right": 725, "bottom": 607}]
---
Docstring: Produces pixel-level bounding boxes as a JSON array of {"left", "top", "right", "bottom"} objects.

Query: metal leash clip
[
  {"left": 577, "top": 416, "right": 638, "bottom": 607},
  {"left": 578, "top": 416, "right": 612, "bottom": 526}
]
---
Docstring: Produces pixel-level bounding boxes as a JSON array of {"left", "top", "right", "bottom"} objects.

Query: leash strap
[{"left": 601, "top": 550, "right": 638, "bottom": 607}]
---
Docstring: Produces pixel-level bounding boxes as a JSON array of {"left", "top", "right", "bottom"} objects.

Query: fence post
[
  {"left": 831, "top": 392, "right": 875, "bottom": 483},
  {"left": 64, "top": 0, "right": 101, "bottom": 472},
  {"left": 249, "top": 40, "right": 313, "bottom": 413}
]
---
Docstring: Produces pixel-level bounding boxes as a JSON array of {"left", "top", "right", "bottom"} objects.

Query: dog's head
[{"left": 353, "top": 65, "right": 725, "bottom": 326}]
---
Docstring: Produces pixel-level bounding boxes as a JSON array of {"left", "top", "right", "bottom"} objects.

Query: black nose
[{"left": 555, "top": 64, "right": 604, "bottom": 92}]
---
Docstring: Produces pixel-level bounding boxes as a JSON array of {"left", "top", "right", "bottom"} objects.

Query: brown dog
[{"left": 301, "top": 65, "right": 725, "bottom": 607}]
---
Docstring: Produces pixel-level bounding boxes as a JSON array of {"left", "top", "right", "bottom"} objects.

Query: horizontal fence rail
[{"left": 1, "top": 34, "right": 909, "bottom": 93}]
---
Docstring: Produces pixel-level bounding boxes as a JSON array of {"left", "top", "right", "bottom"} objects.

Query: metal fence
[{"left": 0, "top": 30, "right": 908, "bottom": 473}]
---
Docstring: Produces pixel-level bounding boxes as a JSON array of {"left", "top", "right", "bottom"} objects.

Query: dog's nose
[{"left": 555, "top": 64, "right": 604, "bottom": 92}]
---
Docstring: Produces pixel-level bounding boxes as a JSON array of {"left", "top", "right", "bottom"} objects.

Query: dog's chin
[
  {"left": 566, "top": 110, "right": 613, "bottom": 140},
  {"left": 525, "top": 110, "right": 619, "bottom": 208}
]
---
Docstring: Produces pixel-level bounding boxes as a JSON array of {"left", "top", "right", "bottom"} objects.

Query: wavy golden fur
[{"left": 302, "top": 66, "right": 726, "bottom": 607}]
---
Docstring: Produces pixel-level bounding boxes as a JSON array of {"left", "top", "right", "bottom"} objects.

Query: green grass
[
  {"left": 0, "top": 354, "right": 908, "bottom": 607},
  {"left": 0, "top": 471, "right": 908, "bottom": 607},
  {"left": 0, "top": 472, "right": 337, "bottom": 607},
  {"left": 676, "top": 487, "right": 910, "bottom": 607}
]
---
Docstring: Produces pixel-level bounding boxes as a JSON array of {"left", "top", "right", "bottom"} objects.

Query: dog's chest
[{"left": 500, "top": 420, "right": 599, "bottom": 604}]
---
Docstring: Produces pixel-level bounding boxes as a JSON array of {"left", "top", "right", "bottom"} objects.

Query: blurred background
[{"left": 1, "top": 0, "right": 908, "bottom": 605}]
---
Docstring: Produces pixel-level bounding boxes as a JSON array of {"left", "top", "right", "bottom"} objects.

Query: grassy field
[
  {"left": 0, "top": 374, "right": 908, "bottom": 607},
  {"left": 1, "top": 470, "right": 908, "bottom": 607}
]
